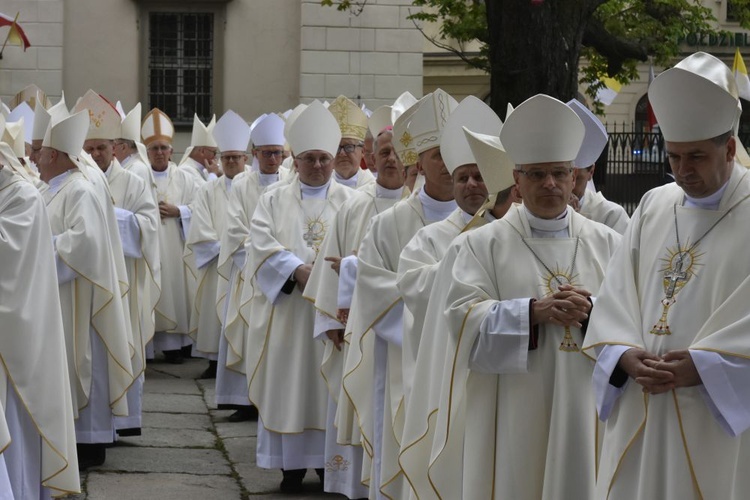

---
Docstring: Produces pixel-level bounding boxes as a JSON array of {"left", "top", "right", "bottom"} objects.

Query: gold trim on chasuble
[{"left": 650, "top": 244, "right": 703, "bottom": 336}]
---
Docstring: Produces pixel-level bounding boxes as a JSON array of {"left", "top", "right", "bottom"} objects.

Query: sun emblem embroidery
[
  {"left": 650, "top": 244, "right": 702, "bottom": 335},
  {"left": 303, "top": 214, "right": 328, "bottom": 255},
  {"left": 400, "top": 131, "right": 412, "bottom": 148},
  {"left": 541, "top": 266, "right": 581, "bottom": 352}
]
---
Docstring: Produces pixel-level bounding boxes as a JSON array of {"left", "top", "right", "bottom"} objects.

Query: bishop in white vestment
[{"left": 583, "top": 52, "right": 750, "bottom": 500}]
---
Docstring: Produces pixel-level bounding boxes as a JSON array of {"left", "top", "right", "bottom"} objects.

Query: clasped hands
[
  {"left": 532, "top": 284, "right": 591, "bottom": 328},
  {"left": 618, "top": 348, "right": 701, "bottom": 394},
  {"left": 159, "top": 201, "right": 180, "bottom": 219}
]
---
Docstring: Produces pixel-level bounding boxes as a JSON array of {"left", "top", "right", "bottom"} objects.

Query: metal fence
[{"left": 598, "top": 124, "right": 670, "bottom": 216}]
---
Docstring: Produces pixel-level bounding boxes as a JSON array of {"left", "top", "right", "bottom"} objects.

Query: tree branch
[
  {"left": 408, "top": 10, "right": 489, "bottom": 72},
  {"left": 583, "top": 17, "right": 648, "bottom": 75}
]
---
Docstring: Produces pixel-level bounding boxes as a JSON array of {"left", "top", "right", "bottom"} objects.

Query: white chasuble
[
  {"left": 397, "top": 213, "right": 485, "bottom": 500},
  {"left": 106, "top": 159, "right": 161, "bottom": 380},
  {"left": 583, "top": 163, "right": 750, "bottom": 500},
  {"left": 180, "top": 156, "right": 212, "bottom": 184},
  {"left": 121, "top": 153, "right": 158, "bottom": 205},
  {"left": 334, "top": 168, "right": 376, "bottom": 190},
  {"left": 44, "top": 170, "right": 134, "bottom": 420},
  {"left": 185, "top": 175, "right": 234, "bottom": 358},
  {"left": 242, "top": 178, "right": 352, "bottom": 443},
  {"left": 153, "top": 164, "right": 201, "bottom": 339},
  {"left": 342, "top": 191, "right": 439, "bottom": 497},
  {"left": 431, "top": 205, "right": 619, "bottom": 500},
  {"left": 0, "top": 168, "right": 79, "bottom": 496},
  {"left": 578, "top": 190, "right": 630, "bottom": 234}
]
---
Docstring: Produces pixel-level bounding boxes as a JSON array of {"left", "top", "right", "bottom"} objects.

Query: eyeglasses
[
  {"left": 259, "top": 150, "right": 284, "bottom": 159},
  {"left": 148, "top": 145, "right": 171, "bottom": 152},
  {"left": 517, "top": 167, "right": 573, "bottom": 183},
  {"left": 202, "top": 148, "right": 218, "bottom": 157},
  {"left": 337, "top": 143, "right": 364, "bottom": 154},
  {"left": 221, "top": 154, "right": 245, "bottom": 163},
  {"left": 298, "top": 155, "right": 332, "bottom": 167}
]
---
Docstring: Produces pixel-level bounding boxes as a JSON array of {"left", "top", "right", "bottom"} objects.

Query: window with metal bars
[{"left": 148, "top": 12, "right": 214, "bottom": 125}]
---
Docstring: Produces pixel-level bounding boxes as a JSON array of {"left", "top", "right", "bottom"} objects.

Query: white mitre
[
  {"left": 8, "top": 102, "right": 33, "bottom": 145},
  {"left": 283, "top": 104, "right": 308, "bottom": 140},
  {"left": 287, "top": 100, "right": 341, "bottom": 157},
  {"left": 463, "top": 128, "right": 517, "bottom": 194},
  {"left": 650, "top": 51, "right": 739, "bottom": 142},
  {"left": 368, "top": 105, "right": 392, "bottom": 138},
  {"left": 251, "top": 113, "right": 285, "bottom": 147},
  {"left": 189, "top": 114, "right": 217, "bottom": 148},
  {"left": 406, "top": 88, "right": 458, "bottom": 155},
  {"left": 328, "top": 95, "right": 368, "bottom": 141},
  {"left": 120, "top": 103, "right": 142, "bottom": 141},
  {"left": 43, "top": 109, "right": 89, "bottom": 157},
  {"left": 141, "top": 108, "right": 174, "bottom": 146},
  {"left": 32, "top": 93, "right": 67, "bottom": 142},
  {"left": 215, "top": 110, "right": 251, "bottom": 152},
  {"left": 566, "top": 99, "right": 608, "bottom": 169},
  {"left": 390, "top": 91, "right": 418, "bottom": 124},
  {"left": 440, "top": 95, "right": 502, "bottom": 175},
  {"left": 1, "top": 117, "right": 26, "bottom": 157},
  {"left": 500, "top": 94, "right": 584, "bottom": 165},
  {"left": 73, "top": 89, "right": 121, "bottom": 141},
  {"left": 10, "top": 84, "right": 50, "bottom": 110},
  {"left": 505, "top": 102, "right": 514, "bottom": 121},
  {"left": 393, "top": 95, "right": 427, "bottom": 167}
]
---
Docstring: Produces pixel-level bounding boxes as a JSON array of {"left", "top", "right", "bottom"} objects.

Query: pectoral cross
[
  {"left": 664, "top": 258, "right": 687, "bottom": 299},
  {"left": 303, "top": 227, "right": 316, "bottom": 248}
]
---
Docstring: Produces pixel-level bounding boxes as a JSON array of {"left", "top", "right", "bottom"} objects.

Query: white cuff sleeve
[
  {"left": 373, "top": 300, "right": 404, "bottom": 346},
  {"left": 114, "top": 206, "right": 142, "bottom": 258},
  {"left": 691, "top": 349, "right": 750, "bottom": 437},
  {"left": 469, "top": 298, "right": 531, "bottom": 374},
  {"left": 178, "top": 205, "right": 192, "bottom": 241},
  {"left": 338, "top": 255, "right": 358, "bottom": 309},
  {"left": 193, "top": 240, "right": 221, "bottom": 269},
  {"left": 314, "top": 311, "right": 344, "bottom": 340},
  {"left": 256, "top": 250, "right": 305, "bottom": 304},
  {"left": 207, "top": 172, "right": 218, "bottom": 182},
  {"left": 593, "top": 344, "right": 632, "bottom": 421}
]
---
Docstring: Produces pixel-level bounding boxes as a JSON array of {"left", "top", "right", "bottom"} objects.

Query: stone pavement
[{"left": 73, "top": 357, "right": 345, "bottom": 500}]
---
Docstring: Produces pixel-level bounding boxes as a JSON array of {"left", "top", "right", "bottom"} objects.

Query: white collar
[
  {"left": 683, "top": 179, "right": 730, "bottom": 210},
  {"left": 375, "top": 183, "right": 404, "bottom": 199},
  {"left": 334, "top": 169, "right": 359, "bottom": 188},
  {"left": 418, "top": 187, "right": 457, "bottom": 222},
  {"left": 46, "top": 170, "right": 72, "bottom": 194},
  {"left": 259, "top": 171, "right": 279, "bottom": 187},
  {"left": 523, "top": 205, "right": 570, "bottom": 234},
  {"left": 460, "top": 210, "right": 474, "bottom": 224},
  {"left": 225, "top": 175, "right": 233, "bottom": 192},
  {"left": 300, "top": 178, "right": 331, "bottom": 200},
  {"left": 153, "top": 169, "right": 168, "bottom": 179}
]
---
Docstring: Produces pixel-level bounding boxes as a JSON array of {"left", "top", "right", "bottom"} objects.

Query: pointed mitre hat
[
  {"left": 566, "top": 99, "right": 608, "bottom": 169},
  {"left": 499, "top": 94, "right": 584, "bottom": 165},
  {"left": 368, "top": 105, "right": 392, "bottom": 138},
  {"left": 287, "top": 100, "right": 341, "bottom": 157},
  {"left": 406, "top": 88, "right": 459, "bottom": 155},
  {"left": 215, "top": 110, "right": 251, "bottom": 152},
  {"left": 393, "top": 95, "right": 427, "bottom": 167},
  {"left": 649, "top": 51, "right": 740, "bottom": 142},
  {"left": 10, "top": 84, "right": 51, "bottom": 110},
  {"left": 43, "top": 109, "right": 90, "bottom": 157},
  {"left": 1, "top": 117, "right": 26, "bottom": 157},
  {"left": 328, "top": 95, "right": 368, "bottom": 142},
  {"left": 189, "top": 114, "right": 217, "bottom": 148},
  {"left": 33, "top": 93, "right": 67, "bottom": 142},
  {"left": 283, "top": 104, "right": 308, "bottom": 140},
  {"left": 440, "top": 96, "right": 502, "bottom": 174},
  {"left": 250, "top": 113, "right": 285, "bottom": 147},
  {"left": 141, "top": 108, "right": 174, "bottom": 146},
  {"left": 120, "top": 103, "right": 142, "bottom": 141},
  {"left": 463, "top": 129, "right": 517, "bottom": 195},
  {"left": 7, "top": 102, "right": 33, "bottom": 145},
  {"left": 73, "top": 89, "right": 122, "bottom": 141}
]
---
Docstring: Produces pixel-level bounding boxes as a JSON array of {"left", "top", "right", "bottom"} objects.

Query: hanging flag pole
[{"left": 0, "top": 12, "right": 31, "bottom": 60}]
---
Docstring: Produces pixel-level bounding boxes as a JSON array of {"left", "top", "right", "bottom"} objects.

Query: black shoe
[
  {"left": 162, "top": 349, "right": 184, "bottom": 364},
  {"left": 227, "top": 405, "right": 258, "bottom": 422},
  {"left": 280, "top": 468, "right": 306, "bottom": 493},
  {"left": 315, "top": 468, "right": 325, "bottom": 490},
  {"left": 198, "top": 360, "right": 218, "bottom": 379},
  {"left": 181, "top": 344, "right": 194, "bottom": 358},
  {"left": 116, "top": 427, "right": 142, "bottom": 437},
  {"left": 77, "top": 443, "right": 106, "bottom": 470}
]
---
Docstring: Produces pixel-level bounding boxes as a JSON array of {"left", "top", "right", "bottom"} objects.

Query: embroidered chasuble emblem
[
  {"left": 325, "top": 454, "right": 351, "bottom": 472},
  {"left": 541, "top": 266, "right": 581, "bottom": 352},
  {"left": 650, "top": 245, "right": 702, "bottom": 335},
  {"left": 303, "top": 214, "right": 328, "bottom": 255}
]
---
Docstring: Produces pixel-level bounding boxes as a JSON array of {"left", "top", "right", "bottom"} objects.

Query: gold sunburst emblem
[
  {"left": 650, "top": 245, "right": 702, "bottom": 335},
  {"left": 303, "top": 214, "right": 328, "bottom": 255},
  {"left": 400, "top": 131, "right": 413, "bottom": 147},
  {"left": 541, "top": 267, "right": 581, "bottom": 352}
]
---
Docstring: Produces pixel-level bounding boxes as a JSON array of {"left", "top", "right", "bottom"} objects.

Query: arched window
[{"left": 634, "top": 93, "right": 652, "bottom": 134}]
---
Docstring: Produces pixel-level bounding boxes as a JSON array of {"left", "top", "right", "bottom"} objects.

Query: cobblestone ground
[{"left": 71, "top": 357, "right": 345, "bottom": 500}]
